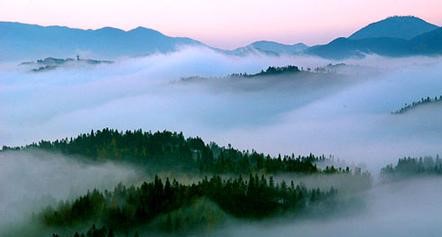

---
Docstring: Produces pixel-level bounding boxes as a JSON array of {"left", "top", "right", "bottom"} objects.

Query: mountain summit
[
  {"left": 308, "top": 16, "right": 441, "bottom": 59},
  {"left": 349, "top": 16, "right": 438, "bottom": 40}
]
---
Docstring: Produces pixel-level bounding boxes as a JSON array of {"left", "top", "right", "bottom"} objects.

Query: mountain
[
  {"left": 349, "top": 16, "right": 438, "bottom": 40},
  {"left": 307, "top": 37, "right": 411, "bottom": 59},
  {"left": 409, "top": 27, "right": 442, "bottom": 54},
  {"left": 232, "top": 41, "right": 308, "bottom": 56},
  {"left": 0, "top": 22, "right": 205, "bottom": 60},
  {"left": 1, "top": 16, "right": 440, "bottom": 61},
  {"left": 307, "top": 16, "right": 442, "bottom": 59}
]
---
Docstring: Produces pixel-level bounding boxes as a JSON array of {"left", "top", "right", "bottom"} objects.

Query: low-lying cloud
[
  {"left": 1, "top": 47, "right": 442, "bottom": 173},
  {"left": 0, "top": 150, "right": 139, "bottom": 234},
  {"left": 211, "top": 177, "right": 442, "bottom": 237}
]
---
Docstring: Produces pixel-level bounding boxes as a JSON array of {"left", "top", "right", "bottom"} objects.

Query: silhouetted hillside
[
  {"left": 349, "top": 16, "right": 438, "bottom": 40},
  {"left": 0, "top": 22, "right": 204, "bottom": 60}
]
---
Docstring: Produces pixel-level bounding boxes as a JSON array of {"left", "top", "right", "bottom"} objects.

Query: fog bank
[
  {"left": 211, "top": 177, "right": 442, "bottom": 237},
  {"left": 1, "top": 48, "right": 442, "bottom": 172},
  {"left": 0, "top": 151, "right": 139, "bottom": 234}
]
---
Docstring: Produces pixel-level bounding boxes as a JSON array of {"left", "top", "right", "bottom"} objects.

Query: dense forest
[
  {"left": 2, "top": 128, "right": 351, "bottom": 175},
  {"left": 51, "top": 225, "right": 120, "bottom": 237},
  {"left": 0, "top": 129, "right": 373, "bottom": 237},
  {"left": 225, "top": 63, "right": 347, "bottom": 78},
  {"left": 229, "top": 65, "right": 301, "bottom": 78},
  {"left": 392, "top": 95, "right": 442, "bottom": 114},
  {"left": 381, "top": 156, "right": 442, "bottom": 178},
  {"left": 180, "top": 63, "right": 347, "bottom": 83},
  {"left": 43, "top": 175, "right": 337, "bottom": 236}
]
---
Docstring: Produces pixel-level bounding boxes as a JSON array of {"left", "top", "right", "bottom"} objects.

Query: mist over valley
[{"left": 1, "top": 11, "right": 442, "bottom": 237}]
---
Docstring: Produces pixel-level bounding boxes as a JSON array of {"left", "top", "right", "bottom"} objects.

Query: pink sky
[{"left": 0, "top": 0, "right": 441, "bottom": 49}]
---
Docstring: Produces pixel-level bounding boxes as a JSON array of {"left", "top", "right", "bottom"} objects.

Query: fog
[
  {"left": 1, "top": 47, "right": 442, "bottom": 236},
  {"left": 211, "top": 177, "right": 442, "bottom": 237},
  {"left": 0, "top": 150, "right": 140, "bottom": 235},
  {"left": 223, "top": 60, "right": 442, "bottom": 172},
  {"left": 2, "top": 48, "right": 441, "bottom": 172}
]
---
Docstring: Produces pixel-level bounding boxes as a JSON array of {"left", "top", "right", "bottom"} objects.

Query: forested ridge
[
  {"left": 43, "top": 175, "right": 337, "bottom": 237},
  {"left": 0, "top": 129, "right": 372, "bottom": 237},
  {"left": 381, "top": 155, "right": 442, "bottom": 178},
  {"left": 392, "top": 95, "right": 442, "bottom": 114},
  {"left": 229, "top": 65, "right": 301, "bottom": 78},
  {"left": 2, "top": 128, "right": 351, "bottom": 174}
]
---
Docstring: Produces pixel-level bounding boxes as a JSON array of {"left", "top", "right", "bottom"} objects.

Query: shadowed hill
[
  {"left": 349, "top": 16, "right": 438, "bottom": 40},
  {"left": 308, "top": 27, "right": 442, "bottom": 59},
  {"left": 307, "top": 16, "right": 442, "bottom": 59}
]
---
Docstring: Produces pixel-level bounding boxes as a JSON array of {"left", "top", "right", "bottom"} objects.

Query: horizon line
[{"left": 0, "top": 15, "right": 440, "bottom": 50}]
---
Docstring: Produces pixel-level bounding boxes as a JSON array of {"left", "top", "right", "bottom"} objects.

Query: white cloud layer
[{"left": 2, "top": 49, "right": 442, "bottom": 172}]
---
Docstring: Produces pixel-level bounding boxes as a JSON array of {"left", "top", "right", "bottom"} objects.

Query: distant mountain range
[
  {"left": 0, "top": 16, "right": 441, "bottom": 61},
  {"left": 308, "top": 16, "right": 442, "bottom": 59},
  {"left": 0, "top": 22, "right": 204, "bottom": 60}
]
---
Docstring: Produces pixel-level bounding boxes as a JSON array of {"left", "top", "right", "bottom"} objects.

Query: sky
[{"left": 0, "top": 0, "right": 441, "bottom": 49}]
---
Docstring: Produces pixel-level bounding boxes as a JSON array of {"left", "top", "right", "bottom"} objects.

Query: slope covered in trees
[
  {"left": 229, "top": 65, "right": 301, "bottom": 78},
  {"left": 51, "top": 225, "right": 120, "bottom": 237},
  {"left": 392, "top": 96, "right": 442, "bottom": 114},
  {"left": 3, "top": 128, "right": 350, "bottom": 175},
  {"left": 0, "top": 129, "right": 374, "bottom": 237},
  {"left": 43, "top": 175, "right": 337, "bottom": 236},
  {"left": 381, "top": 156, "right": 442, "bottom": 179}
]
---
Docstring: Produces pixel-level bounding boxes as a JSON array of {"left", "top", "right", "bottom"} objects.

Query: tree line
[
  {"left": 44, "top": 175, "right": 337, "bottom": 236},
  {"left": 51, "top": 225, "right": 121, "bottom": 237},
  {"left": 3, "top": 128, "right": 352, "bottom": 175},
  {"left": 229, "top": 65, "right": 301, "bottom": 78},
  {"left": 381, "top": 155, "right": 442, "bottom": 178},
  {"left": 392, "top": 95, "right": 442, "bottom": 114}
]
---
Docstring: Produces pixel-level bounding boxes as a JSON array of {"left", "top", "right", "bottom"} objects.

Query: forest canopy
[
  {"left": 42, "top": 175, "right": 337, "bottom": 236},
  {"left": 2, "top": 128, "right": 353, "bottom": 175},
  {"left": 381, "top": 156, "right": 442, "bottom": 179}
]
